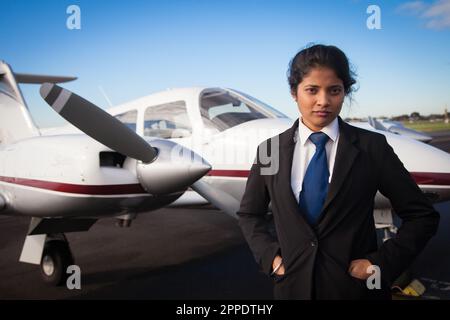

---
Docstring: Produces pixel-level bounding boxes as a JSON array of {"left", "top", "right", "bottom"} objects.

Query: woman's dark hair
[{"left": 287, "top": 44, "right": 356, "bottom": 96}]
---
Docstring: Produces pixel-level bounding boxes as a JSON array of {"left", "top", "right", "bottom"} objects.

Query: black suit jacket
[{"left": 237, "top": 117, "right": 440, "bottom": 299}]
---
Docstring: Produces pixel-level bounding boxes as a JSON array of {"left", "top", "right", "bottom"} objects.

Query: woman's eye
[
  {"left": 306, "top": 88, "right": 317, "bottom": 94},
  {"left": 330, "top": 88, "right": 342, "bottom": 95}
]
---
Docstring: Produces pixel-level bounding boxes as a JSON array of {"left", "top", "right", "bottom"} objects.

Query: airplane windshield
[
  {"left": 230, "top": 89, "right": 289, "bottom": 119},
  {"left": 200, "top": 89, "right": 286, "bottom": 132}
]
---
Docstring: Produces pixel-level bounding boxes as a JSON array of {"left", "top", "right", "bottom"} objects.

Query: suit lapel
[
  {"left": 318, "top": 117, "right": 359, "bottom": 226},
  {"left": 277, "top": 119, "right": 298, "bottom": 215},
  {"left": 277, "top": 119, "right": 316, "bottom": 235}
]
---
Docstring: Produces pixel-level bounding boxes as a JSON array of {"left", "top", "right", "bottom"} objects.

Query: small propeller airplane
[
  {"left": 1, "top": 60, "right": 449, "bottom": 286},
  {"left": 351, "top": 117, "right": 433, "bottom": 143}
]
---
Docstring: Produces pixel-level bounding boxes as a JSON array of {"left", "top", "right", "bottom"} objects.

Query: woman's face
[{"left": 292, "top": 66, "right": 345, "bottom": 132}]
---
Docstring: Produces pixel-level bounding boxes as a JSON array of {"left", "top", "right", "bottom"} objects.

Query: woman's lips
[{"left": 313, "top": 111, "right": 331, "bottom": 117}]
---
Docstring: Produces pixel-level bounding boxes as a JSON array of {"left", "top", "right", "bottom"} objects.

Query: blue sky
[{"left": 2, "top": 0, "right": 450, "bottom": 127}]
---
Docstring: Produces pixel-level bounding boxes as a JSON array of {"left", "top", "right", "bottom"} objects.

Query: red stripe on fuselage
[
  {"left": 410, "top": 172, "right": 450, "bottom": 186},
  {"left": 0, "top": 170, "right": 448, "bottom": 196},
  {"left": 207, "top": 170, "right": 250, "bottom": 177},
  {"left": 0, "top": 176, "right": 147, "bottom": 195}
]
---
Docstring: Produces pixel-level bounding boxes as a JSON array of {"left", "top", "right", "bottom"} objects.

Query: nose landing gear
[{"left": 40, "top": 236, "right": 74, "bottom": 286}]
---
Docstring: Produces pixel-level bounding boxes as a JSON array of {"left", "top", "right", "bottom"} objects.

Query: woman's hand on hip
[{"left": 348, "top": 259, "right": 373, "bottom": 280}]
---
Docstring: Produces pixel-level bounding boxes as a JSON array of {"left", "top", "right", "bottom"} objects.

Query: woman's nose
[{"left": 316, "top": 92, "right": 331, "bottom": 107}]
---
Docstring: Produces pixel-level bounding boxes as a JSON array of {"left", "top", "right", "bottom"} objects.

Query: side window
[
  {"left": 115, "top": 110, "right": 138, "bottom": 132},
  {"left": 144, "top": 101, "right": 191, "bottom": 138}
]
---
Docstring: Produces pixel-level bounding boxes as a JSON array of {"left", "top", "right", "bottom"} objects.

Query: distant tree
[
  {"left": 429, "top": 114, "right": 444, "bottom": 120},
  {"left": 392, "top": 114, "right": 409, "bottom": 121}
]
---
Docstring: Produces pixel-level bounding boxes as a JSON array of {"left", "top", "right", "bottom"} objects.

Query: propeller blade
[
  {"left": 40, "top": 83, "right": 157, "bottom": 163},
  {"left": 191, "top": 180, "right": 240, "bottom": 219}
]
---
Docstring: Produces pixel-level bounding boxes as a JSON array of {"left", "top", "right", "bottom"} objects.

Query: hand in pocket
[{"left": 272, "top": 255, "right": 285, "bottom": 275}]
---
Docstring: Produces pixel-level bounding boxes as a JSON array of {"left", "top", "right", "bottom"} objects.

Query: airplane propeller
[
  {"left": 40, "top": 83, "right": 211, "bottom": 195},
  {"left": 40, "top": 83, "right": 157, "bottom": 163},
  {"left": 191, "top": 180, "right": 240, "bottom": 219}
]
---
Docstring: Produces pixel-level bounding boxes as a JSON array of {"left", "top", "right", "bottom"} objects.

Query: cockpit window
[
  {"left": 200, "top": 89, "right": 287, "bottom": 132},
  {"left": 231, "top": 89, "right": 289, "bottom": 119},
  {"left": 143, "top": 101, "right": 191, "bottom": 138},
  {"left": 115, "top": 110, "right": 138, "bottom": 131}
]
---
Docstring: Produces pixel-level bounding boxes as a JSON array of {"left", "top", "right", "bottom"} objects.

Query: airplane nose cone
[
  {"left": 188, "top": 161, "right": 212, "bottom": 182},
  {"left": 136, "top": 140, "right": 211, "bottom": 195}
]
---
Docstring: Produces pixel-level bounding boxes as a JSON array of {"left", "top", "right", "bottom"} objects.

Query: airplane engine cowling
[{"left": 136, "top": 139, "right": 211, "bottom": 195}]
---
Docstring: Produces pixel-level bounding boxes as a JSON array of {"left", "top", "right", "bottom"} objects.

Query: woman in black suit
[{"left": 237, "top": 44, "right": 439, "bottom": 299}]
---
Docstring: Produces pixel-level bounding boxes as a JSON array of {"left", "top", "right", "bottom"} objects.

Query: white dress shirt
[{"left": 291, "top": 116, "right": 340, "bottom": 203}]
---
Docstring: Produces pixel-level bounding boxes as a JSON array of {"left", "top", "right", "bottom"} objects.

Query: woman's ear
[{"left": 291, "top": 89, "right": 297, "bottom": 101}]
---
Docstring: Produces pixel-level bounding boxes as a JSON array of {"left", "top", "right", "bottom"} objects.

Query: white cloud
[
  {"left": 397, "top": 0, "right": 450, "bottom": 29},
  {"left": 397, "top": 1, "right": 427, "bottom": 14},
  {"left": 423, "top": 0, "right": 450, "bottom": 29}
]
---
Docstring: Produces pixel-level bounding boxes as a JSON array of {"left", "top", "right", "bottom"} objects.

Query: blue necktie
[{"left": 298, "top": 132, "right": 330, "bottom": 226}]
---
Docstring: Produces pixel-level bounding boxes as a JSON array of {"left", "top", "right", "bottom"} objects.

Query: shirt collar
[{"left": 297, "top": 116, "right": 339, "bottom": 146}]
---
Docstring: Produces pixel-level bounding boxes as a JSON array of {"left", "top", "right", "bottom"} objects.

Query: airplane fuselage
[{"left": 0, "top": 135, "right": 183, "bottom": 217}]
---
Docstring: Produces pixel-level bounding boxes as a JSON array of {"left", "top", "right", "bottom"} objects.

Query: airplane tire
[{"left": 40, "top": 241, "right": 74, "bottom": 286}]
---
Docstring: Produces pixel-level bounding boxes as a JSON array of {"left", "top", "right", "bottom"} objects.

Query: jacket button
[{"left": 311, "top": 240, "right": 317, "bottom": 247}]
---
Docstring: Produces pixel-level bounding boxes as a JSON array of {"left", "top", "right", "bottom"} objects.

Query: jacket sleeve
[
  {"left": 366, "top": 135, "right": 440, "bottom": 283},
  {"left": 237, "top": 146, "right": 280, "bottom": 276}
]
